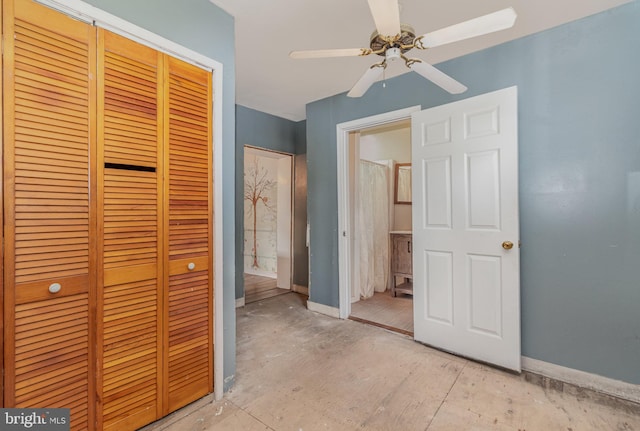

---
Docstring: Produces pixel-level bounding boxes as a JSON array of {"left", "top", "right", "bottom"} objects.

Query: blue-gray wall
[
  {"left": 84, "top": 0, "right": 237, "bottom": 390},
  {"left": 235, "top": 106, "right": 304, "bottom": 299},
  {"left": 295, "top": 120, "right": 307, "bottom": 154},
  {"left": 306, "top": 2, "right": 640, "bottom": 384}
]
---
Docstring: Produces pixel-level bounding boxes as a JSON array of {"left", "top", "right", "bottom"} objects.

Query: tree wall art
[{"left": 244, "top": 153, "right": 278, "bottom": 273}]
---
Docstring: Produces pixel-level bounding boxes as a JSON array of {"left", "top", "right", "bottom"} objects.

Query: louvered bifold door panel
[
  {"left": 98, "top": 30, "right": 162, "bottom": 431},
  {"left": 2, "top": 1, "right": 96, "bottom": 429},
  {"left": 164, "top": 56, "right": 214, "bottom": 412}
]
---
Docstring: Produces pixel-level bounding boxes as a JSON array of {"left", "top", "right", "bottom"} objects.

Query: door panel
[
  {"left": 164, "top": 56, "right": 213, "bottom": 412},
  {"left": 14, "top": 295, "right": 90, "bottom": 417},
  {"left": 424, "top": 250, "right": 453, "bottom": 324},
  {"left": 467, "top": 254, "right": 502, "bottom": 337},
  {"left": 3, "top": 0, "right": 96, "bottom": 428},
  {"left": 412, "top": 87, "right": 520, "bottom": 371},
  {"left": 97, "top": 29, "right": 163, "bottom": 431},
  {"left": 276, "top": 157, "right": 293, "bottom": 290},
  {"left": 466, "top": 150, "right": 500, "bottom": 229},
  {"left": 423, "top": 157, "right": 452, "bottom": 228}
]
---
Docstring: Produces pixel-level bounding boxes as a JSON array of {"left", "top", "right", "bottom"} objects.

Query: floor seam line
[
  {"left": 229, "top": 400, "right": 277, "bottom": 430},
  {"left": 358, "top": 365, "right": 421, "bottom": 429},
  {"left": 424, "top": 360, "right": 467, "bottom": 431}
]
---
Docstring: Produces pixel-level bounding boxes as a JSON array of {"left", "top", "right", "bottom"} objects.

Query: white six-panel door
[{"left": 411, "top": 86, "right": 520, "bottom": 371}]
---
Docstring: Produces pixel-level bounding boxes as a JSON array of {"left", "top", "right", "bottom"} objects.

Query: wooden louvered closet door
[
  {"left": 97, "top": 29, "right": 163, "bottom": 431},
  {"left": 3, "top": 1, "right": 214, "bottom": 429},
  {"left": 96, "top": 34, "right": 214, "bottom": 426},
  {"left": 164, "top": 56, "right": 214, "bottom": 413},
  {"left": 2, "top": 1, "right": 97, "bottom": 430}
]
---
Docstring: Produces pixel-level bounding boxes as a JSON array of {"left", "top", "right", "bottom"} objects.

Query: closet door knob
[
  {"left": 187, "top": 262, "right": 196, "bottom": 271},
  {"left": 49, "top": 283, "right": 62, "bottom": 294}
]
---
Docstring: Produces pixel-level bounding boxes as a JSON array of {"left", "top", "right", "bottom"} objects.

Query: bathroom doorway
[{"left": 346, "top": 120, "right": 414, "bottom": 335}]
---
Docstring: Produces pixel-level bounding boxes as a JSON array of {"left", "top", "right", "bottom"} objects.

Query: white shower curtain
[{"left": 358, "top": 160, "right": 390, "bottom": 299}]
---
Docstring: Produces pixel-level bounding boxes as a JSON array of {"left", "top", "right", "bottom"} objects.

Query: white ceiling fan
[{"left": 290, "top": 0, "right": 517, "bottom": 97}]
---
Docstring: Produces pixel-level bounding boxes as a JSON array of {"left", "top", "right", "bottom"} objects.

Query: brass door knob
[{"left": 502, "top": 241, "right": 514, "bottom": 250}]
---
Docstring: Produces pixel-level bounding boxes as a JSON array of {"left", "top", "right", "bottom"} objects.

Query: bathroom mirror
[{"left": 394, "top": 163, "right": 412, "bottom": 204}]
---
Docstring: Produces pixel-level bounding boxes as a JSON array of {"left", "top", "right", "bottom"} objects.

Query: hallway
[
  {"left": 244, "top": 273, "right": 290, "bottom": 304},
  {"left": 144, "top": 293, "right": 640, "bottom": 431}
]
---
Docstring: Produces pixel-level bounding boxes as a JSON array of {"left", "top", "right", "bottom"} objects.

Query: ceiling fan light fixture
[{"left": 385, "top": 47, "right": 401, "bottom": 62}]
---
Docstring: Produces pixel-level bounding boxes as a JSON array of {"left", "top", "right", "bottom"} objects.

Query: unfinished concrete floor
[{"left": 147, "top": 292, "right": 640, "bottom": 431}]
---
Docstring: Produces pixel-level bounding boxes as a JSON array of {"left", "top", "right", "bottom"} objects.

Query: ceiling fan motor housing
[{"left": 370, "top": 23, "right": 416, "bottom": 55}]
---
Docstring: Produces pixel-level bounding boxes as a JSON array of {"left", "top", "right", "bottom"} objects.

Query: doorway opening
[
  {"left": 349, "top": 121, "right": 414, "bottom": 335},
  {"left": 337, "top": 108, "right": 419, "bottom": 335},
  {"left": 243, "top": 146, "right": 293, "bottom": 304}
]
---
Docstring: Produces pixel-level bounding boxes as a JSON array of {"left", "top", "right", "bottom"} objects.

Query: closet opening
[{"left": 243, "top": 146, "right": 293, "bottom": 304}]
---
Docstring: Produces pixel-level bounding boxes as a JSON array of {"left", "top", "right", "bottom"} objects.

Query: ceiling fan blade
[
  {"left": 290, "top": 48, "right": 371, "bottom": 59},
  {"left": 415, "top": 8, "right": 517, "bottom": 50},
  {"left": 409, "top": 61, "right": 467, "bottom": 94},
  {"left": 347, "top": 65, "right": 385, "bottom": 98},
  {"left": 367, "top": 0, "right": 401, "bottom": 36}
]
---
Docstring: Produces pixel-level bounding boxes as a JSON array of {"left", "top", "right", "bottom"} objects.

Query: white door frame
[
  {"left": 337, "top": 106, "right": 421, "bottom": 319},
  {"left": 242, "top": 146, "right": 294, "bottom": 290}
]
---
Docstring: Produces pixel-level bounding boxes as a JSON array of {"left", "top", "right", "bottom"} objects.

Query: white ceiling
[{"left": 210, "top": 0, "right": 630, "bottom": 121}]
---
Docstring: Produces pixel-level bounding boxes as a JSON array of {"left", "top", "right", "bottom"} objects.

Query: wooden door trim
[
  {"left": 3, "top": 0, "right": 17, "bottom": 406},
  {"left": 1, "top": 0, "right": 5, "bottom": 409}
]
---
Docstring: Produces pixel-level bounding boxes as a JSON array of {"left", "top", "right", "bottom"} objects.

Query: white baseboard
[
  {"left": 522, "top": 356, "right": 640, "bottom": 404},
  {"left": 292, "top": 284, "right": 309, "bottom": 295},
  {"left": 306, "top": 300, "right": 340, "bottom": 318},
  {"left": 235, "top": 297, "right": 245, "bottom": 308}
]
